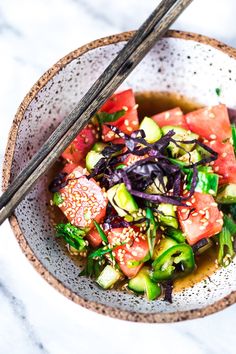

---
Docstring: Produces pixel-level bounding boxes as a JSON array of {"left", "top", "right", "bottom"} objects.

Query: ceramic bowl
[{"left": 3, "top": 30, "right": 236, "bottom": 323}]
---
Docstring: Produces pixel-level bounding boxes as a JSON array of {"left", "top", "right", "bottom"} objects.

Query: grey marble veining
[{"left": 0, "top": 0, "right": 236, "bottom": 353}]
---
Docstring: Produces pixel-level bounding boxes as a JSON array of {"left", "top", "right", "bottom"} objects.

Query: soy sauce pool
[{"left": 49, "top": 91, "right": 218, "bottom": 293}]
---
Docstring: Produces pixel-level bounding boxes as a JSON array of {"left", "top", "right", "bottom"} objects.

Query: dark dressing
[{"left": 48, "top": 91, "right": 218, "bottom": 293}]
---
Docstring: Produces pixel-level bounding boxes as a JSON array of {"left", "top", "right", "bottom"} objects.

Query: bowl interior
[{"left": 6, "top": 32, "right": 236, "bottom": 320}]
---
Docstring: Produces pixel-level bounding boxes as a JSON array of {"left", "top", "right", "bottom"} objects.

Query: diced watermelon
[
  {"left": 58, "top": 166, "right": 107, "bottom": 229},
  {"left": 205, "top": 140, "right": 236, "bottom": 184},
  {"left": 108, "top": 227, "right": 149, "bottom": 278},
  {"left": 185, "top": 104, "right": 231, "bottom": 142},
  {"left": 86, "top": 229, "right": 102, "bottom": 248},
  {"left": 178, "top": 192, "right": 223, "bottom": 245},
  {"left": 100, "top": 89, "right": 139, "bottom": 142},
  {"left": 152, "top": 107, "right": 187, "bottom": 129},
  {"left": 62, "top": 124, "right": 98, "bottom": 164}
]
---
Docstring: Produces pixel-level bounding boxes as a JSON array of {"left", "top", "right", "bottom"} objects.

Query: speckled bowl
[{"left": 3, "top": 30, "right": 236, "bottom": 323}]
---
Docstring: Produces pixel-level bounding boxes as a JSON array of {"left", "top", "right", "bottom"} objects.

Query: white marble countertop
[{"left": 1, "top": 0, "right": 236, "bottom": 353}]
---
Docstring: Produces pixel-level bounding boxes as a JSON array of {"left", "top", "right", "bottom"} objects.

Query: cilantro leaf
[
  {"left": 56, "top": 223, "right": 87, "bottom": 251},
  {"left": 215, "top": 88, "right": 221, "bottom": 96},
  {"left": 53, "top": 192, "right": 64, "bottom": 206},
  {"left": 95, "top": 109, "right": 125, "bottom": 124}
]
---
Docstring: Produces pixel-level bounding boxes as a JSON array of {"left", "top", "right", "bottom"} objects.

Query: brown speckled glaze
[{"left": 3, "top": 30, "right": 236, "bottom": 323}]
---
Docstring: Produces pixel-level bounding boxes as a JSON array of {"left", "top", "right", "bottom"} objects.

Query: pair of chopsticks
[{"left": 0, "top": 0, "right": 193, "bottom": 225}]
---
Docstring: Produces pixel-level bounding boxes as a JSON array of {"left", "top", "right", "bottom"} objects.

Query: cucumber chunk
[
  {"left": 146, "top": 176, "right": 168, "bottom": 194},
  {"left": 86, "top": 150, "right": 103, "bottom": 172},
  {"left": 178, "top": 149, "right": 201, "bottom": 165},
  {"left": 152, "top": 237, "right": 178, "bottom": 260},
  {"left": 157, "top": 203, "right": 178, "bottom": 229},
  {"left": 216, "top": 184, "right": 236, "bottom": 204},
  {"left": 162, "top": 126, "right": 198, "bottom": 157},
  {"left": 140, "top": 117, "right": 162, "bottom": 143},
  {"left": 186, "top": 170, "right": 219, "bottom": 196},
  {"left": 128, "top": 266, "right": 161, "bottom": 300},
  {"left": 96, "top": 265, "right": 120, "bottom": 289},
  {"left": 92, "top": 142, "right": 107, "bottom": 152},
  {"left": 107, "top": 183, "right": 138, "bottom": 217}
]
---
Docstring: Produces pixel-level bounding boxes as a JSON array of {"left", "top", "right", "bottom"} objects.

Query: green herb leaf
[
  {"left": 127, "top": 254, "right": 150, "bottom": 268},
  {"left": 95, "top": 109, "right": 125, "bottom": 124},
  {"left": 56, "top": 223, "right": 87, "bottom": 252},
  {"left": 218, "top": 226, "right": 235, "bottom": 267},
  {"left": 230, "top": 204, "right": 236, "bottom": 222},
  {"left": 224, "top": 215, "right": 236, "bottom": 236},
  {"left": 215, "top": 87, "right": 221, "bottom": 96},
  {"left": 115, "top": 164, "right": 126, "bottom": 170},
  {"left": 231, "top": 124, "right": 236, "bottom": 154},
  {"left": 146, "top": 208, "right": 157, "bottom": 258},
  {"left": 93, "top": 220, "right": 108, "bottom": 244},
  {"left": 53, "top": 192, "right": 64, "bottom": 206},
  {"left": 88, "top": 247, "right": 111, "bottom": 259}
]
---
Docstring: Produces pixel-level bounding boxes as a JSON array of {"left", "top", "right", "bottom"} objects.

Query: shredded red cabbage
[{"left": 88, "top": 125, "right": 218, "bottom": 206}]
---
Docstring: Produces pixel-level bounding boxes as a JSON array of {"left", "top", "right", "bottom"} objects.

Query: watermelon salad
[{"left": 49, "top": 89, "right": 236, "bottom": 302}]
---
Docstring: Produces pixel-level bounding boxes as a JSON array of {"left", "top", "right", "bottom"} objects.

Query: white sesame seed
[
  {"left": 222, "top": 152, "right": 227, "bottom": 158},
  {"left": 165, "top": 112, "right": 170, "bottom": 119},
  {"left": 199, "top": 225, "right": 206, "bottom": 230},
  {"left": 210, "top": 134, "right": 217, "bottom": 140}
]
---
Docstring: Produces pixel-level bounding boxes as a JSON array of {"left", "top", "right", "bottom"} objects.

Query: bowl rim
[{"left": 3, "top": 29, "right": 236, "bottom": 323}]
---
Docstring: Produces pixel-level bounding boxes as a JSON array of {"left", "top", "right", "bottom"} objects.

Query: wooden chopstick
[{"left": 0, "top": 0, "right": 193, "bottom": 225}]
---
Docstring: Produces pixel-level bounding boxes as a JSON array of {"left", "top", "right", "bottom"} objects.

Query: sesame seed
[
  {"left": 122, "top": 106, "right": 128, "bottom": 111},
  {"left": 216, "top": 219, "right": 223, "bottom": 225},
  {"left": 127, "top": 127, "right": 132, "bottom": 132},
  {"left": 222, "top": 152, "right": 227, "bottom": 158},
  {"left": 186, "top": 202, "right": 192, "bottom": 206},
  {"left": 210, "top": 140, "right": 216, "bottom": 145},
  {"left": 199, "top": 225, "right": 206, "bottom": 230},
  {"left": 124, "top": 119, "right": 129, "bottom": 126},
  {"left": 209, "top": 189, "right": 215, "bottom": 195},
  {"left": 186, "top": 219, "right": 192, "bottom": 224},
  {"left": 210, "top": 134, "right": 217, "bottom": 139},
  {"left": 210, "top": 202, "right": 217, "bottom": 207},
  {"left": 214, "top": 166, "right": 219, "bottom": 171},
  {"left": 165, "top": 112, "right": 170, "bottom": 119},
  {"left": 209, "top": 113, "right": 215, "bottom": 118},
  {"left": 191, "top": 212, "right": 198, "bottom": 217}
]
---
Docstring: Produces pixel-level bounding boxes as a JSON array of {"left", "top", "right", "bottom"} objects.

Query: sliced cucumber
[
  {"left": 162, "top": 126, "right": 198, "bottom": 157},
  {"left": 92, "top": 142, "right": 107, "bottom": 153},
  {"left": 146, "top": 176, "right": 168, "bottom": 194},
  {"left": 140, "top": 117, "right": 162, "bottom": 143},
  {"left": 128, "top": 266, "right": 161, "bottom": 300},
  {"left": 85, "top": 150, "right": 103, "bottom": 172},
  {"left": 152, "top": 237, "right": 178, "bottom": 260},
  {"left": 96, "top": 265, "right": 120, "bottom": 289},
  {"left": 157, "top": 203, "right": 178, "bottom": 229},
  {"left": 216, "top": 184, "right": 236, "bottom": 204},
  {"left": 107, "top": 183, "right": 138, "bottom": 217},
  {"left": 178, "top": 149, "right": 201, "bottom": 165},
  {"left": 186, "top": 170, "right": 219, "bottom": 196}
]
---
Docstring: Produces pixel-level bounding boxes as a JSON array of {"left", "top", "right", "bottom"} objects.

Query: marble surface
[{"left": 0, "top": 0, "right": 236, "bottom": 353}]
